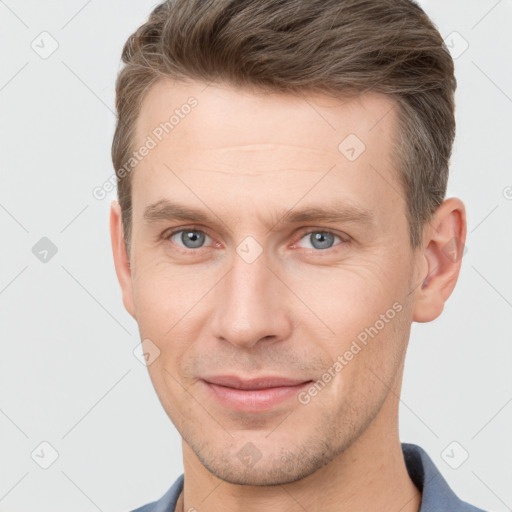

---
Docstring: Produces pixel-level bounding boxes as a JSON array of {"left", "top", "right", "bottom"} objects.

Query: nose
[{"left": 209, "top": 245, "right": 293, "bottom": 350}]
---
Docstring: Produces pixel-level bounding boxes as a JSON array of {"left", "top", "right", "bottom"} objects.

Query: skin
[{"left": 110, "top": 79, "right": 466, "bottom": 512}]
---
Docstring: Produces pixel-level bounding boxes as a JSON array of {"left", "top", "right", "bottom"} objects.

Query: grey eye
[
  {"left": 298, "top": 231, "right": 340, "bottom": 250},
  {"left": 170, "top": 230, "right": 210, "bottom": 249}
]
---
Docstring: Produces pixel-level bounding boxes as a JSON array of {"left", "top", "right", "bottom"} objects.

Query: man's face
[{"left": 120, "top": 80, "right": 424, "bottom": 485}]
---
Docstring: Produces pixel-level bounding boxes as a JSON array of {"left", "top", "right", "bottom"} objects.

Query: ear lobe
[
  {"left": 110, "top": 200, "right": 136, "bottom": 319},
  {"left": 412, "top": 198, "right": 467, "bottom": 323}
]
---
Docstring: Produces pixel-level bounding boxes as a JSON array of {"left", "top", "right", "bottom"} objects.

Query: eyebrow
[{"left": 143, "top": 198, "right": 375, "bottom": 229}]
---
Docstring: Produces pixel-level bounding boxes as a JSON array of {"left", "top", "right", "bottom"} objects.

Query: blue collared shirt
[{"left": 130, "top": 443, "right": 487, "bottom": 512}]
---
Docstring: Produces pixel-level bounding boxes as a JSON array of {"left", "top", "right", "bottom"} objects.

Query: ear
[
  {"left": 110, "top": 200, "right": 136, "bottom": 319},
  {"left": 412, "top": 197, "right": 467, "bottom": 323}
]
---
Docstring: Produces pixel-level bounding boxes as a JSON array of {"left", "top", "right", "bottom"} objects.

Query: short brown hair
[{"left": 112, "top": 0, "right": 456, "bottom": 255}]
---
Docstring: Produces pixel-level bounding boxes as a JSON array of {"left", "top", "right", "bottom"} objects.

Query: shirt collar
[{"left": 402, "top": 442, "right": 484, "bottom": 512}]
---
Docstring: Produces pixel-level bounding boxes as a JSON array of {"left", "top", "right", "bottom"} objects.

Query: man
[{"left": 109, "top": 1, "right": 486, "bottom": 511}]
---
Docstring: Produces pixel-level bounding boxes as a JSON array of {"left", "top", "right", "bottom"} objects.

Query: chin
[{"left": 190, "top": 435, "right": 341, "bottom": 487}]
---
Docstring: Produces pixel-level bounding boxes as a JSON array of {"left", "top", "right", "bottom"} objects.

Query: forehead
[
  {"left": 131, "top": 79, "right": 405, "bottom": 235},
  {"left": 135, "top": 79, "right": 398, "bottom": 156}
]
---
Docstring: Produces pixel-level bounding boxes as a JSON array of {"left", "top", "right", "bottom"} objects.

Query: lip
[{"left": 201, "top": 375, "right": 313, "bottom": 412}]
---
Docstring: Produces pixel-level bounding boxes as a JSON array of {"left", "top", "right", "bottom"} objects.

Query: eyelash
[{"left": 162, "top": 226, "right": 349, "bottom": 254}]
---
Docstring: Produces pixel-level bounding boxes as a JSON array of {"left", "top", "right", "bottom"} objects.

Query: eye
[
  {"left": 295, "top": 230, "right": 344, "bottom": 251},
  {"left": 167, "top": 229, "right": 213, "bottom": 250},
  {"left": 163, "top": 227, "right": 347, "bottom": 253}
]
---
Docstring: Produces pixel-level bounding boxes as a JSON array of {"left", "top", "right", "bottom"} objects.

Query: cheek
[
  {"left": 130, "top": 259, "right": 220, "bottom": 381},
  {"left": 288, "top": 263, "right": 410, "bottom": 395},
  {"left": 289, "top": 261, "right": 404, "bottom": 333},
  {"left": 131, "top": 255, "right": 211, "bottom": 330}
]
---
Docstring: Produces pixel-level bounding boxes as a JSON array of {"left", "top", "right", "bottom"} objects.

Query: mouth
[{"left": 200, "top": 375, "right": 313, "bottom": 412}]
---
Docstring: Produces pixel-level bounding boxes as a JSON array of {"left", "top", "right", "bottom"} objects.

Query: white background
[{"left": 0, "top": 1, "right": 511, "bottom": 511}]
